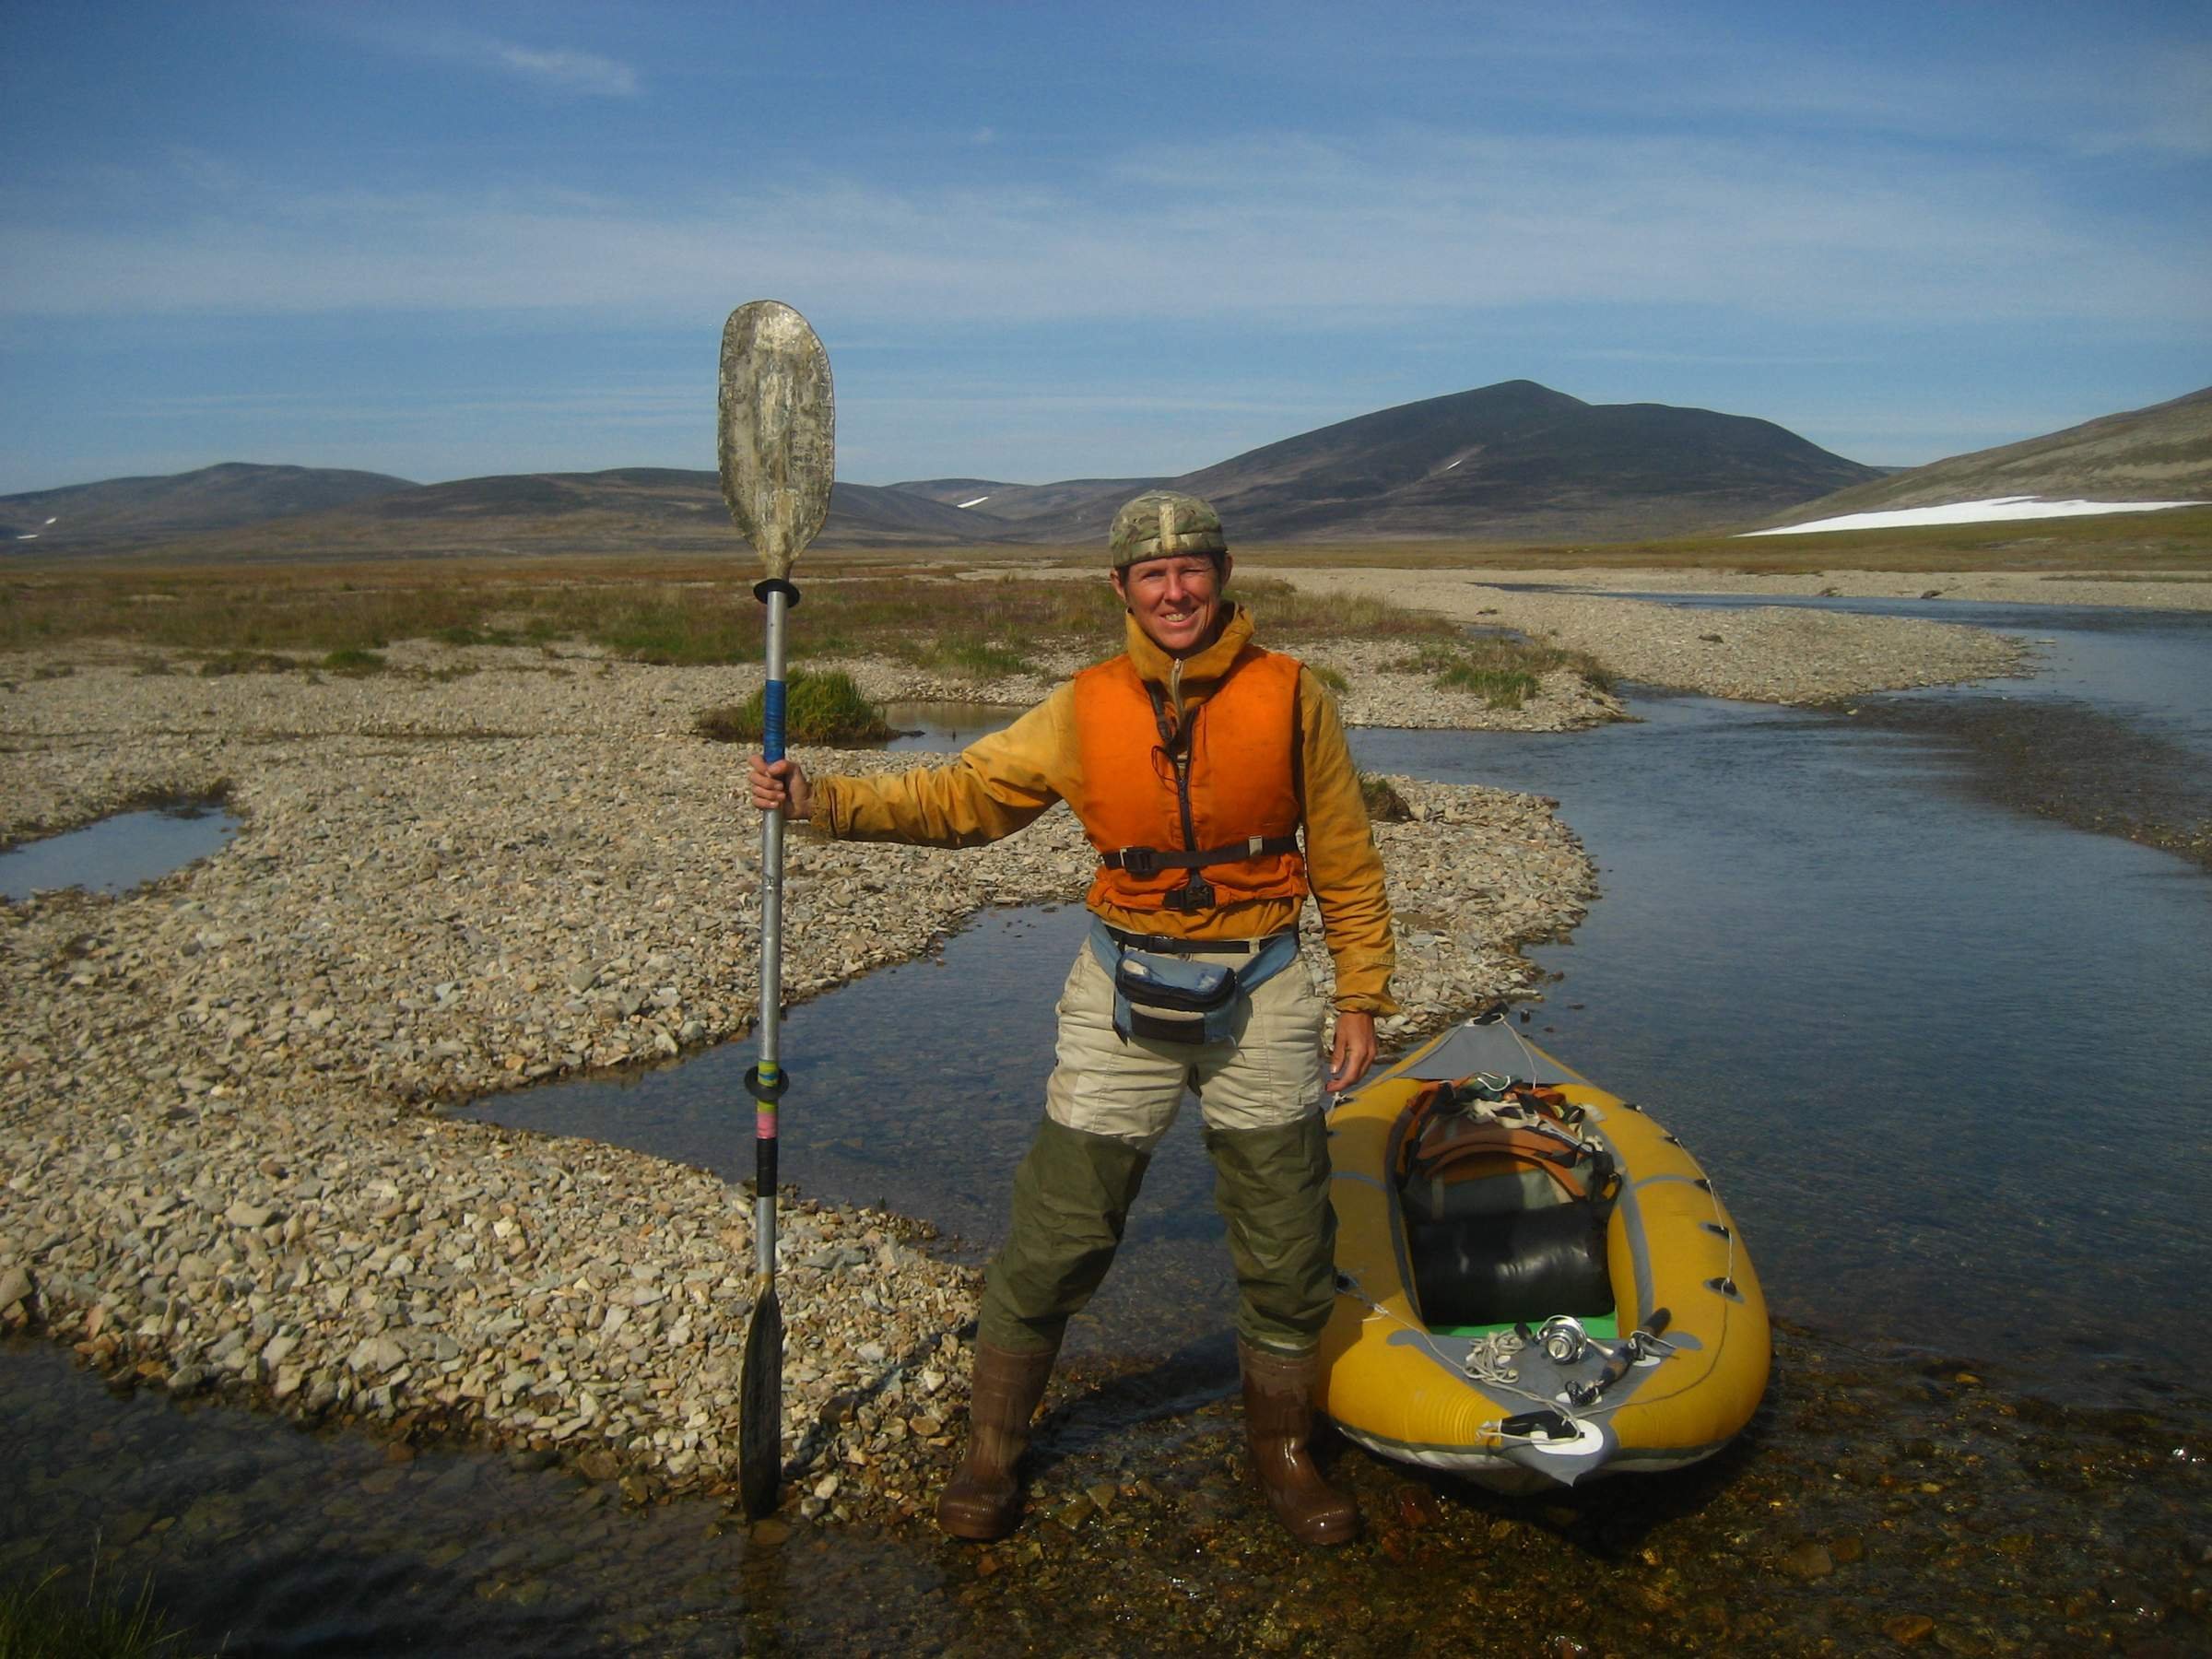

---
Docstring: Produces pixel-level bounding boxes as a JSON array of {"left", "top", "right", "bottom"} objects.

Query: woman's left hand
[{"left": 1326, "top": 1010, "right": 1376, "bottom": 1092}]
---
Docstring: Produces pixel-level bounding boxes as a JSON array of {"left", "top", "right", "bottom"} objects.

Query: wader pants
[{"left": 977, "top": 940, "right": 1337, "bottom": 1357}]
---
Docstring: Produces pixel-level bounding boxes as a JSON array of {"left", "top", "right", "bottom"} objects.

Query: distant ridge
[
  {"left": 888, "top": 477, "right": 1163, "bottom": 535},
  {"left": 1765, "top": 385, "right": 2212, "bottom": 527},
  {"left": 0, "top": 462, "right": 417, "bottom": 550},
  {"left": 5, "top": 466, "right": 1018, "bottom": 559},
  {"left": 340, "top": 467, "right": 1009, "bottom": 547},
  {"left": 6, "top": 382, "right": 1902, "bottom": 557}
]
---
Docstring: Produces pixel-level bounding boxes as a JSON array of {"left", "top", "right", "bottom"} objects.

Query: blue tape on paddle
[{"left": 763, "top": 678, "right": 786, "bottom": 763}]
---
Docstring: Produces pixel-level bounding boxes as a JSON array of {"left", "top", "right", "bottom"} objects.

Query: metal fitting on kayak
[{"left": 1537, "top": 1314, "right": 1589, "bottom": 1366}]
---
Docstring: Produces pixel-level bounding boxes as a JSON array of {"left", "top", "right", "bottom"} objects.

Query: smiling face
[{"left": 1112, "top": 550, "right": 1233, "bottom": 658}]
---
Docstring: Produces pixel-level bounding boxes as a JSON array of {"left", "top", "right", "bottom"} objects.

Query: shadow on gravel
[{"left": 1831, "top": 692, "right": 2212, "bottom": 868}]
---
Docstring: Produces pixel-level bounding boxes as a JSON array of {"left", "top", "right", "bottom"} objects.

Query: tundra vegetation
[{"left": 0, "top": 560, "right": 1476, "bottom": 677}]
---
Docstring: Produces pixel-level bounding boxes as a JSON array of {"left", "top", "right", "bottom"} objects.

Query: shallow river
[{"left": 5, "top": 598, "right": 2207, "bottom": 1653}]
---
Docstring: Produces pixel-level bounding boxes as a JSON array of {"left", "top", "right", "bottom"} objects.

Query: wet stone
[{"left": 1783, "top": 1539, "right": 1835, "bottom": 1579}]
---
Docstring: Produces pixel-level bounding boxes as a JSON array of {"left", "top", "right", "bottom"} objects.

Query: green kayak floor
[{"left": 1433, "top": 1310, "right": 1619, "bottom": 1342}]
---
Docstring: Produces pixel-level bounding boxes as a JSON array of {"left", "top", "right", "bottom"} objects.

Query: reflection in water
[
  {"left": 0, "top": 1339, "right": 944, "bottom": 1657},
  {"left": 0, "top": 799, "right": 240, "bottom": 901}
]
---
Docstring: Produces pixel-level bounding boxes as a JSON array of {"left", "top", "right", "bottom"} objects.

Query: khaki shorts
[{"left": 1044, "top": 940, "right": 1326, "bottom": 1147}]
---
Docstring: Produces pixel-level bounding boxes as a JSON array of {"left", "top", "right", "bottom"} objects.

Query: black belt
[{"left": 1102, "top": 925, "right": 1298, "bottom": 957}]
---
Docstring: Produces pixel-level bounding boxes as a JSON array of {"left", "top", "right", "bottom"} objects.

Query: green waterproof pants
[
  {"left": 1205, "top": 1113, "right": 1338, "bottom": 1354},
  {"left": 978, "top": 1115, "right": 1152, "bottom": 1355},
  {"left": 978, "top": 1111, "right": 1338, "bottom": 1357}
]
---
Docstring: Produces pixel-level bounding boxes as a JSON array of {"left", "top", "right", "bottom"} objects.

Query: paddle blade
[
  {"left": 735, "top": 1279, "right": 784, "bottom": 1518},
  {"left": 718, "top": 300, "right": 836, "bottom": 581}
]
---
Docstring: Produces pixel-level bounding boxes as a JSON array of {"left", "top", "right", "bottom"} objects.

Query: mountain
[
  {"left": 0, "top": 462, "right": 417, "bottom": 550},
  {"left": 876, "top": 382, "right": 1878, "bottom": 546},
  {"left": 1152, "top": 381, "right": 1882, "bottom": 544},
  {"left": 1763, "top": 385, "right": 2212, "bottom": 527}
]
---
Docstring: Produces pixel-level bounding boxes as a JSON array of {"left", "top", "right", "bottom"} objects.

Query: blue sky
[{"left": 3, "top": 1, "right": 2207, "bottom": 495}]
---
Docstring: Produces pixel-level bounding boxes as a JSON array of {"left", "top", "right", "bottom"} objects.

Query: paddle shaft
[{"left": 752, "top": 584, "right": 792, "bottom": 1282}]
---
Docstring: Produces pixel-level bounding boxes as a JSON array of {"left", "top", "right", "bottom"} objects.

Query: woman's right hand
[{"left": 746, "top": 754, "right": 813, "bottom": 819}]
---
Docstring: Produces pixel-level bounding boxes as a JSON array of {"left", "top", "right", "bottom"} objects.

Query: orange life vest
[{"left": 1071, "top": 646, "right": 1309, "bottom": 915}]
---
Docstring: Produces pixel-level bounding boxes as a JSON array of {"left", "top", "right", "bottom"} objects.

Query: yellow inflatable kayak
[{"left": 1320, "top": 1014, "right": 1769, "bottom": 1491}]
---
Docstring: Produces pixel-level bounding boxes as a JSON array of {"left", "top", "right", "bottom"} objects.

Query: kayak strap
[
  {"left": 1413, "top": 1125, "right": 1594, "bottom": 1201},
  {"left": 1394, "top": 1077, "right": 1617, "bottom": 1201}
]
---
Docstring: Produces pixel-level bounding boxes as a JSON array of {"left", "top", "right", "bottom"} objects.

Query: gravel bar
[
  {"left": 1, "top": 635, "right": 1601, "bottom": 1523},
  {"left": 1272, "top": 570, "right": 2030, "bottom": 702}
]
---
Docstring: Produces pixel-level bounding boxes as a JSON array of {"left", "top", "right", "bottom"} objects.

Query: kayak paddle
[{"left": 717, "top": 299, "right": 835, "bottom": 1519}]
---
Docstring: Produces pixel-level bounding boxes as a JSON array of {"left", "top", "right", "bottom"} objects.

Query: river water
[{"left": 5, "top": 598, "right": 2207, "bottom": 1652}]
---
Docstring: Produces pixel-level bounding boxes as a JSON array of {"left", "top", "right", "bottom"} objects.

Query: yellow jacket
[{"left": 811, "top": 606, "right": 1397, "bottom": 1014}]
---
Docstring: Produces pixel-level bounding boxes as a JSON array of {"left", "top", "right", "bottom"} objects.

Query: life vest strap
[{"left": 1100, "top": 835, "right": 1301, "bottom": 877}]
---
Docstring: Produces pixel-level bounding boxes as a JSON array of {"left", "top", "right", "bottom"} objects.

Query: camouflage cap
[{"left": 1109, "top": 490, "right": 1227, "bottom": 570}]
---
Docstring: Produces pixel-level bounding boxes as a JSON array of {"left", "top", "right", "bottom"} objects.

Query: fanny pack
[{"left": 1088, "top": 921, "right": 1299, "bottom": 1046}]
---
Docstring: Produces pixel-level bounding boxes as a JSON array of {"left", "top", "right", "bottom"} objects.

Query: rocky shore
[{"left": 1270, "top": 570, "right": 2032, "bottom": 702}]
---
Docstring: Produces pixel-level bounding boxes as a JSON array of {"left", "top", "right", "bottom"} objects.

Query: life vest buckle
[
  {"left": 1114, "top": 845, "right": 1161, "bottom": 877},
  {"left": 1162, "top": 876, "right": 1216, "bottom": 912}
]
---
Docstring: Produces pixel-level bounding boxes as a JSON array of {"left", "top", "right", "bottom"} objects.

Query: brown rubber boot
[
  {"left": 1239, "top": 1338, "right": 1360, "bottom": 1546},
  {"left": 936, "top": 1339, "right": 1058, "bottom": 1540}
]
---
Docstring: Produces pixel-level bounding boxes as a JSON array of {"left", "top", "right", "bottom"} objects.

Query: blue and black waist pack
[{"left": 1088, "top": 922, "right": 1300, "bottom": 1046}]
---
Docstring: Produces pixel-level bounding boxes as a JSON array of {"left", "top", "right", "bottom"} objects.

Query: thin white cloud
[
  {"left": 313, "top": 13, "right": 640, "bottom": 98},
  {"left": 492, "top": 44, "right": 639, "bottom": 98}
]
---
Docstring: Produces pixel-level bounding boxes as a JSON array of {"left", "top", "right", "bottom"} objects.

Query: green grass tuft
[
  {"left": 0, "top": 1561, "right": 212, "bottom": 1658},
  {"left": 1359, "top": 773, "right": 1414, "bottom": 822},
  {"left": 196, "top": 650, "right": 300, "bottom": 677},
  {"left": 1438, "top": 663, "right": 1541, "bottom": 708},
  {"left": 320, "top": 647, "right": 387, "bottom": 676},
  {"left": 913, "top": 638, "right": 1034, "bottom": 678},
  {"left": 695, "top": 669, "right": 892, "bottom": 745},
  {"left": 1390, "top": 633, "right": 1612, "bottom": 707}
]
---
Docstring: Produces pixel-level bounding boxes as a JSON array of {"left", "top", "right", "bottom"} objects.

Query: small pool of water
[
  {"left": 877, "top": 700, "right": 1028, "bottom": 753},
  {"left": 0, "top": 799, "right": 240, "bottom": 901}
]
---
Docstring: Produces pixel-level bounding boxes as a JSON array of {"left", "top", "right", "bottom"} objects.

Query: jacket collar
[{"left": 1123, "top": 603, "right": 1254, "bottom": 690}]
